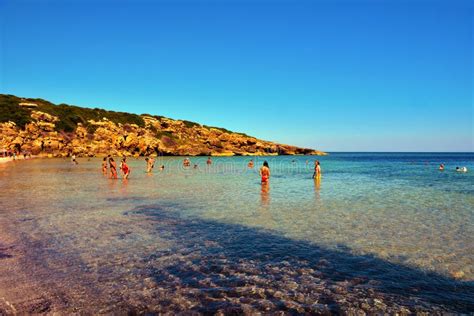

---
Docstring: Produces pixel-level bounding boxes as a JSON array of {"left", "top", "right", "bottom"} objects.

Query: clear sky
[{"left": 1, "top": 0, "right": 472, "bottom": 152}]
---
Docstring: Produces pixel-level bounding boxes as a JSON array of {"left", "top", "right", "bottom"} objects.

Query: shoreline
[{"left": 0, "top": 157, "right": 13, "bottom": 164}]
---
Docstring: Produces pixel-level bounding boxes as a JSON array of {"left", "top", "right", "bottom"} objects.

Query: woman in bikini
[
  {"left": 109, "top": 157, "right": 118, "bottom": 179},
  {"left": 260, "top": 161, "right": 270, "bottom": 184},
  {"left": 313, "top": 160, "right": 321, "bottom": 179}
]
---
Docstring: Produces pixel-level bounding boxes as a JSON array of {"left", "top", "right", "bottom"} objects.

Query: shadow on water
[
  {"left": 126, "top": 204, "right": 474, "bottom": 313},
  {"left": 0, "top": 246, "right": 13, "bottom": 259},
  {"left": 0, "top": 252, "right": 12, "bottom": 259}
]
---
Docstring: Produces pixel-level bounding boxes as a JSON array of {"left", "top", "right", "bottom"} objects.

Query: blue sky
[{"left": 1, "top": 0, "right": 472, "bottom": 152}]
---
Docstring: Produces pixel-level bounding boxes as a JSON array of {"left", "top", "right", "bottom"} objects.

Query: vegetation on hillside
[
  {"left": 0, "top": 94, "right": 145, "bottom": 132},
  {"left": 0, "top": 94, "right": 250, "bottom": 137},
  {"left": 0, "top": 94, "right": 33, "bottom": 127}
]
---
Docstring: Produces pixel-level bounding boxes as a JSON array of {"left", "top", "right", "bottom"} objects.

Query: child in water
[
  {"left": 260, "top": 161, "right": 270, "bottom": 183},
  {"left": 120, "top": 157, "right": 130, "bottom": 179},
  {"left": 109, "top": 158, "right": 118, "bottom": 179},
  {"left": 102, "top": 157, "right": 108, "bottom": 174}
]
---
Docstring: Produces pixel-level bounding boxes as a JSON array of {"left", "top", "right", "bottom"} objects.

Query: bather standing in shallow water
[
  {"left": 145, "top": 157, "right": 155, "bottom": 173},
  {"left": 260, "top": 161, "right": 270, "bottom": 184},
  {"left": 101, "top": 157, "right": 108, "bottom": 174},
  {"left": 313, "top": 160, "right": 321, "bottom": 179},
  {"left": 120, "top": 157, "right": 131, "bottom": 179},
  {"left": 109, "top": 158, "right": 118, "bottom": 179}
]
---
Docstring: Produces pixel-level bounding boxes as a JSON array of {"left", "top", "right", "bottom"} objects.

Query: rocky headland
[{"left": 0, "top": 94, "right": 325, "bottom": 157}]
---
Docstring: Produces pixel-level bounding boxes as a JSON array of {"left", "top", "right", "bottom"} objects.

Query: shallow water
[{"left": 0, "top": 153, "right": 473, "bottom": 313}]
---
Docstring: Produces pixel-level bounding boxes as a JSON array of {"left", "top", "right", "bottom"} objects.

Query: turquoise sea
[{"left": 0, "top": 153, "right": 473, "bottom": 313}]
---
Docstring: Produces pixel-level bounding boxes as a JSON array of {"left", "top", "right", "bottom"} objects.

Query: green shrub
[
  {"left": 86, "top": 124, "right": 98, "bottom": 134},
  {"left": 155, "top": 130, "right": 175, "bottom": 139},
  {"left": 0, "top": 94, "right": 146, "bottom": 132},
  {"left": 182, "top": 120, "right": 200, "bottom": 128},
  {"left": 203, "top": 124, "right": 250, "bottom": 138},
  {"left": 0, "top": 94, "right": 33, "bottom": 127}
]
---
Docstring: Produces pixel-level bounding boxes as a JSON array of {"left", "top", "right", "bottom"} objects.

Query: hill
[{"left": 0, "top": 94, "right": 325, "bottom": 157}]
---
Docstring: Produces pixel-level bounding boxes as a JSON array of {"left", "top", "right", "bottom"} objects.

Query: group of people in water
[
  {"left": 439, "top": 164, "right": 468, "bottom": 173},
  {"left": 98, "top": 155, "right": 323, "bottom": 183},
  {"left": 102, "top": 156, "right": 130, "bottom": 179},
  {"left": 97, "top": 156, "right": 469, "bottom": 181}
]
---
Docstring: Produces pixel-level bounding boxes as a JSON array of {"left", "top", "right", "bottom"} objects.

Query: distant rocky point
[{"left": 0, "top": 94, "right": 326, "bottom": 157}]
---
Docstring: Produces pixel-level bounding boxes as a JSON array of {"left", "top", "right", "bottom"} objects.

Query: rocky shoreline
[{"left": 1, "top": 94, "right": 326, "bottom": 158}]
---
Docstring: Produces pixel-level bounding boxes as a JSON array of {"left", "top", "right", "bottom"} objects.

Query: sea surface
[{"left": 0, "top": 153, "right": 473, "bottom": 313}]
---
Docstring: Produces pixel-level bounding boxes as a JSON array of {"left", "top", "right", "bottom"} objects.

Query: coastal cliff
[{"left": 0, "top": 94, "right": 325, "bottom": 157}]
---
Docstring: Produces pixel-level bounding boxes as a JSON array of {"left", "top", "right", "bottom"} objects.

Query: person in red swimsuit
[
  {"left": 260, "top": 161, "right": 270, "bottom": 183},
  {"left": 120, "top": 157, "right": 131, "bottom": 179}
]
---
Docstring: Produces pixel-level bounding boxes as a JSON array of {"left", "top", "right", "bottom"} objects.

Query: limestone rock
[{"left": 0, "top": 97, "right": 326, "bottom": 157}]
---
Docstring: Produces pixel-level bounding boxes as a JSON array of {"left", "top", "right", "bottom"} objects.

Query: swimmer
[
  {"left": 194, "top": 164, "right": 199, "bottom": 169},
  {"left": 101, "top": 157, "right": 107, "bottom": 174},
  {"left": 439, "top": 164, "right": 445, "bottom": 171},
  {"left": 313, "top": 160, "right": 321, "bottom": 179},
  {"left": 109, "top": 157, "right": 118, "bottom": 179},
  {"left": 120, "top": 157, "right": 131, "bottom": 179},
  {"left": 260, "top": 161, "right": 270, "bottom": 183},
  {"left": 159, "top": 165, "right": 165, "bottom": 171},
  {"left": 183, "top": 158, "right": 191, "bottom": 168},
  {"left": 456, "top": 166, "right": 468, "bottom": 173},
  {"left": 248, "top": 159, "right": 254, "bottom": 169},
  {"left": 206, "top": 157, "right": 212, "bottom": 166}
]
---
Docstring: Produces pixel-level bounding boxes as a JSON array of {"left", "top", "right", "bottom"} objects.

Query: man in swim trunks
[
  {"left": 145, "top": 157, "right": 155, "bottom": 173},
  {"left": 260, "top": 161, "right": 270, "bottom": 183}
]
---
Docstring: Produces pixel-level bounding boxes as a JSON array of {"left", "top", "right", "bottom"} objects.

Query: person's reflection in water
[
  {"left": 314, "top": 176, "right": 321, "bottom": 202},
  {"left": 121, "top": 177, "right": 129, "bottom": 195},
  {"left": 257, "top": 181, "right": 274, "bottom": 227},
  {"left": 261, "top": 182, "right": 270, "bottom": 207}
]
